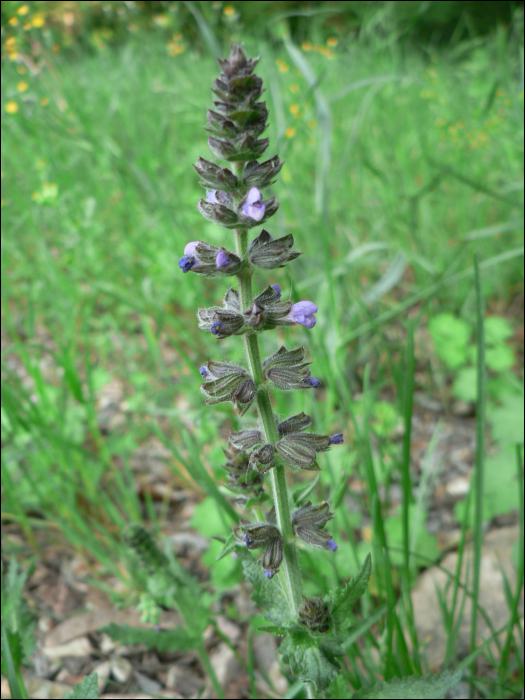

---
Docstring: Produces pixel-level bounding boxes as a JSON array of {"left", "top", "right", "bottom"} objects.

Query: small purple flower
[
  {"left": 178, "top": 241, "right": 200, "bottom": 273},
  {"left": 206, "top": 190, "right": 219, "bottom": 204},
  {"left": 329, "top": 433, "right": 343, "bottom": 445},
  {"left": 243, "top": 532, "right": 253, "bottom": 547},
  {"left": 271, "top": 283, "right": 281, "bottom": 300},
  {"left": 154, "top": 624, "right": 161, "bottom": 631},
  {"left": 216, "top": 250, "right": 229, "bottom": 268},
  {"left": 264, "top": 568, "right": 274, "bottom": 579},
  {"left": 290, "top": 301, "right": 318, "bottom": 329},
  {"left": 308, "top": 377, "right": 321, "bottom": 388},
  {"left": 328, "top": 539, "right": 338, "bottom": 552},
  {"left": 242, "top": 187, "right": 266, "bottom": 221},
  {"left": 199, "top": 365, "right": 209, "bottom": 379},
  {"left": 210, "top": 321, "right": 223, "bottom": 336}
]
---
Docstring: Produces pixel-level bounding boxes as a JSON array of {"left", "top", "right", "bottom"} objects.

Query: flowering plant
[{"left": 179, "top": 44, "right": 371, "bottom": 695}]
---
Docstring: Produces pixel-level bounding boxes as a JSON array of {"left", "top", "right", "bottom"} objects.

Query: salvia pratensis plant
[
  {"left": 176, "top": 45, "right": 462, "bottom": 698},
  {"left": 176, "top": 43, "right": 372, "bottom": 695}
]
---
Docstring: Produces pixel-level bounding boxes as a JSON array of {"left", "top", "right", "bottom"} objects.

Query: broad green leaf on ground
[
  {"left": 100, "top": 623, "right": 199, "bottom": 653},
  {"left": 330, "top": 554, "right": 371, "bottom": 630},
  {"left": 484, "top": 316, "right": 513, "bottom": 345},
  {"left": 452, "top": 366, "right": 477, "bottom": 402},
  {"left": 279, "top": 629, "right": 342, "bottom": 692},
  {"left": 1, "top": 559, "right": 36, "bottom": 674},
  {"left": 236, "top": 548, "right": 292, "bottom": 626},
  {"left": 454, "top": 447, "right": 520, "bottom": 524},
  {"left": 352, "top": 669, "right": 461, "bottom": 699},
  {"left": 489, "top": 394, "right": 524, "bottom": 445},
  {"left": 428, "top": 313, "right": 472, "bottom": 369},
  {"left": 65, "top": 673, "right": 99, "bottom": 699}
]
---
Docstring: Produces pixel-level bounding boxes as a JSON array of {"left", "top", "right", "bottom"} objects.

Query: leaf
[
  {"left": 236, "top": 548, "right": 292, "bottom": 626},
  {"left": 489, "top": 394, "right": 524, "bottom": 445},
  {"left": 293, "top": 474, "right": 320, "bottom": 505},
  {"left": 257, "top": 625, "right": 289, "bottom": 635},
  {"left": 215, "top": 532, "right": 237, "bottom": 561},
  {"left": 100, "top": 623, "right": 199, "bottom": 653},
  {"left": 352, "top": 669, "right": 462, "bottom": 699},
  {"left": 428, "top": 313, "right": 471, "bottom": 369},
  {"left": 452, "top": 367, "right": 477, "bottom": 402},
  {"left": 65, "top": 673, "right": 99, "bottom": 699},
  {"left": 280, "top": 630, "right": 341, "bottom": 692},
  {"left": 330, "top": 554, "right": 371, "bottom": 630}
]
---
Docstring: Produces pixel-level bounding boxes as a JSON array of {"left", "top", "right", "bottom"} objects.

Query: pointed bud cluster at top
[
  {"left": 221, "top": 445, "right": 265, "bottom": 502},
  {"left": 234, "top": 521, "right": 283, "bottom": 578},
  {"left": 178, "top": 240, "right": 242, "bottom": 277},
  {"left": 292, "top": 501, "right": 338, "bottom": 551},
  {"left": 199, "top": 360, "right": 255, "bottom": 416},
  {"left": 208, "top": 44, "right": 270, "bottom": 163},
  {"left": 248, "top": 229, "right": 302, "bottom": 270},
  {"left": 243, "top": 156, "right": 284, "bottom": 189},
  {"left": 298, "top": 598, "right": 331, "bottom": 634},
  {"left": 262, "top": 346, "right": 320, "bottom": 391}
]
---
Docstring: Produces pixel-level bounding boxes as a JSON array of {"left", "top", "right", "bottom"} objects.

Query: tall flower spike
[{"left": 178, "top": 44, "right": 352, "bottom": 693}]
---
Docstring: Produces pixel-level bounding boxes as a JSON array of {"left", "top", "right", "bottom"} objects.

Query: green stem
[
  {"left": 234, "top": 225, "right": 303, "bottom": 616},
  {"left": 196, "top": 642, "right": 225, "bottom": 699}
]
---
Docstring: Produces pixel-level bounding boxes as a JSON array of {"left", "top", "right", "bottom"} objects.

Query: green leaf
[
  {"left": 352, "top": 669, "right": 462, "bottom": 699},
  {"left": 257, "top": 625, "right": 289, "bottom": 635},
  {"left": 485, "top": 345, "right": 515, "bottom": 372},
  {"left": 489, "top": 394, "right": 524, "bottom": 445},
  {"left": 280, "top": 629, "right": 341, "bottom": 692},
  {"left": 452, "top": 367, "right": 477, "bottom": 402},
  {"left": 64, "top": 673, "right": 99, "bottom": 699},
  {"left": 1, "top": 559, "right": 36, "bottom": 674},
  {"left": 215, "top": 532, "right": 237, "bottom": 561},
  {"left": 484, "top": 316, "right": 513, "bottom": 345},
  {"left": 428, "top": 313, "right": 471, "bottom": 369},
  {"left": 330, "top": 554, "right": 371, "bottom": 630},
  {"left": 100, "top": 623, "right": 199, "bottom": 653},
  {"left": 236, "top": 548, "right": 292, "bottom": 626}
]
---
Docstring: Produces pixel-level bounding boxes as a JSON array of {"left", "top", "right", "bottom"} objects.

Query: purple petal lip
[
  {"left": 184, "top": 241, "right": 199, "bottom": 256},
  {"left": 216, "top": 250, "right": 230, "bottom": 268},
  {"left": 308, "top": 377, "right": 321, "bottom": 388},
  {"left": 210, "top": 321, "right": 222, "bottom": 336},
  {"left": 199, "top": 365, "right": 209, "bottom": 379},
  {"left": 242, "top": 187, "right": 266, "bottom": 221},
  {"left": 328, "top": 539, "right": 338, "bottom": 552},
  {"left": 291, "top": 301, "right": 317, "bottom": 316},
  {"left": 243, "top": 533, "right": 253, "bottom": 546},
  {"left": 271, "top": 283, "right": 281, "bottom": 300},
  {"left": 178, "top": 255, "right": 197, "bottom": 273},
  {"left": 329, "top": 433, "right": 344, "bottom": 445},
  {"left": 264, "top": 569, "right": 274, "bottom": 579},
  {"left": 206, "top": 190, "right": 218, "bottom": 204}
]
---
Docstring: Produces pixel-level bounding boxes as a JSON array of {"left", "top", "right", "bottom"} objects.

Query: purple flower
[
  {"left": 242, "top": 187, "right": 266, "bottom": 221},
  {"left": 329, "top": 433, "right": 343, "bottom": 445},
  {"left": 308, "top": 377, "right": 321, "bottom": 388},
  {"left": 216, "top": 250, "right": 229, "bottom": 268},
  {"left": 210, "top": 321, "right": 223, "bottom": 336},
  {"left": 178, "top": 241, "right": 200, "bottom": 273},
  {"left": 206, "top": 190, "right": 218, "bottom": 204},
  {"left": 243, "top": 532, "right": 253, "bottom": 547},
  {"left": 290, "top": 301, "right": 318, "bottom": 329},
  {"left": 271, "top": 283, "right": 281, "bottom": 300},
  {"left": 328, "top": 539, "right": 338, "bottom": 552},
  {"left": 199, "top": 365, "right": 209, "bottom": 379},
  {"left": 264, "top": 568, "right": 274, "bottom": 579}
]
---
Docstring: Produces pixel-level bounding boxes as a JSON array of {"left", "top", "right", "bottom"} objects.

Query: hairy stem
[{"left": 234, "top": 227, "right": 303, "bottom": 616}]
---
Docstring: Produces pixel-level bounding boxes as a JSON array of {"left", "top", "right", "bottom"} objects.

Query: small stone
[
  {"left": 445, "top": 476, "right": 470, "bottom": 497},
  {"left": 209, "top": 642, "right": 242, "bottom": 687},
  {"left": 111, "top": 655, "right": 133, "bottom": 684},
  {"left": 93, "top": 661, "right": 111, "bottom": 694},
  {"left": 99, "top": 633, "right": 118, "bottom": 654},
  {"left": 216, "top": 615, "right": 242, "bottom": 644},
  {"left": 451, "top": 400, "right": 474, "bottom": 417},
  {"left": 133, "top": 670, "right": 162, "bottom": 694},
  {"left": 42, "top": 636, "right": 93, "bottom": 659},
  {"left": 166, "top": 665, "right": 203, "bottom": 697}
]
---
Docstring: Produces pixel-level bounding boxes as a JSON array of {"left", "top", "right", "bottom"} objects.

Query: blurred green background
[{"left": 1, "top": 0, "right": 523, "bottom": 622}]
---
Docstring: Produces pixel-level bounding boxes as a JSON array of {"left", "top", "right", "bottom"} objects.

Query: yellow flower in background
[
  {"left": 173, "top": 32, "right": 182, "bottom": 41},
  {"left": 9, "top": 17, "right": 19, "bottom": 27},
  {"left": 312, "top": 44, "right": 320, "bottom": 52},
  {"left": 168, "top": 42, "right": 184, "bottom": 55},
  {"left": 301, "top": 41, "right": 312, "bottom": 51},
  {"left": 17, "top": 4, "right": 29, "bottom": 15},
  {"left": 290, "top": 83, "right": 299, "bottom": 93},
  {"left": 308, "top": 119, "right": 317, "bottom": 128},
  {"left": 32, "top": 15, "right": 45, "bottom": 28},
  {"left": 17, "top": 81, "right": 29, "bottom": 92},
  {"left": 289, "top": 103, "right": 300, "bottom": 116},
  {"left": 327, "top": 36, "right": 338, "bottom": 47},
  {"left": 276, "top": 59, "right": 289, "bottom": 73},
  {"left": 5, "top": 37, "right": 17, "bottom": 49},
  {"left": 320, "top": 47, "right": 335, "bottom": 59},
  {"left": 5, "top": 101, "right": 19, "bottom": 114},
  {"left": 223, "top": 5, "right": 236, "bottom": 16},
  {"left": 8, "top": 51, "right": 19, "bottom": 61},
  {"left": 17, "top": 65, "right": 27, "bottom": 74},
  {"left": 41, "top": 97, "right": 49, "bottom": 106},
  {"left": 285, "top": 126, "right": 296, "bottom": 138}
]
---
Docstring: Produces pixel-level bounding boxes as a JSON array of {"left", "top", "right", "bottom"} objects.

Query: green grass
[{"left": 1, "top": 7, "right": 524, "bottom": 698}]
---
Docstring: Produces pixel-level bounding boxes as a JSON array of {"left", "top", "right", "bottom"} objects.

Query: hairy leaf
[
  {"left": 215, "top": 532, "right": 237, "bottom": 561},
  {"left": 65, "top": 673, "right": 99, "bottom": 699},
  {"left": 352, "top": 669, "right": 462, "bottom": 699},
  {"left": 330, "top": 554, "right": 371, "bottom": 630},
  {"left": 236, "top": 548, "right": 292, "bottom": 625},
  {"left": 280, "top": 629, "right": 340, "bottom": 692},
  {"left": 100, "top": 623, "right": 199, "bottom": 653}
]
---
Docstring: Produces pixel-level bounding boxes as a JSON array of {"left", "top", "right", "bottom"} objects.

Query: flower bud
[
  {"left": 262, "top": 346, "right": 319, "bottom": 390},
  {"left": 200, "top": 361, "right": 255, "bottom": 414},
  {"left": 197, "top": 197, "right": 239, "bottom": 228},
  {"left": 249, "top": 443, "right": 275, "bottom": 474},
  {"left": 248, "top": 229, "right": 302, "bottom": 270},
  {"left": 299, "top": 598, "right": 331, "bottom": 633},
  {"left": 181, "top": 240, "right": 241, "bottom": 277},
  {"left": 243, "top": 156, "right": 284, "bottom": 189},
  {"left": 229, "top": 429, "right": 263, "bottom": 450},
  {"left": 292, "top": 501, "right": 335, "bottom": 529},
  {"left": 329, "top": 433, "right": 344, "bottom": 445},
  {"left": 275, "top": 433, "right": 330, "bottom": 470},
  {"left": 234, "top": 522, "right": 279, "bottom": 549},
  {"left": 197, "top": 307, "right": 245, "bottom": 338},
  {"left": 277, "top": 412, "right": 312, "bottom": 436},
  {"left": 222, "top": 445, "right": 264, "bottom": 497},
  {"left": 193, "top": 157, "right": 239, "bottom": 192},
  {"left": 261, "top": 535, "right": 283, "bottom": 578}
]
